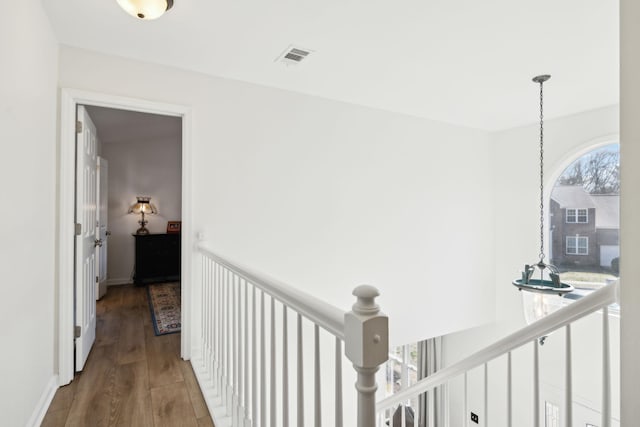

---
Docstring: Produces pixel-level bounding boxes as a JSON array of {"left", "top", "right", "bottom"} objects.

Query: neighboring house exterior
[{"left": 550, "top": 185, "right": 620, "bottom": 270}]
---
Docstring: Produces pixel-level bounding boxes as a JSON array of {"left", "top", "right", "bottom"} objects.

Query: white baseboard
[
  {"left": 190, "top": 350, "right": 231, "bottom": 427},
  {"left": 26, "top": 375, "right": 58, "bottom": 427},
  {"left": 106, "top": 278, "right": 132, "bottom": 286}
]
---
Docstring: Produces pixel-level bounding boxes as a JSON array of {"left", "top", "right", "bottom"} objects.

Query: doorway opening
[
  {"left": 58, "top": 89, "right": 193, "bottom": 385},
  {"left": 84, "top": 105, "right": 183, "bottom": 285}
]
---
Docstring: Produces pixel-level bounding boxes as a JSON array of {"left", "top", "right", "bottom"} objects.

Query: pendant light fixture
[
  {"left": 512, "top": 75, "right": 573, "bottom": 326},
  {"left": 116, "top": 0, "right": 174, "bottom": 20}
]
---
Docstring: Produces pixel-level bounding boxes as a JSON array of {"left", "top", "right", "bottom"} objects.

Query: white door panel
[
  {"left": 75, "top": 105, "right": 97, "bottom": 371},
  {"left": 96, "top": 157, "right": 108, "bottom": 299}
]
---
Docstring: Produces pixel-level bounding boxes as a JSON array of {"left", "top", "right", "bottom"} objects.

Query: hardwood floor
[{"left": 42, "top": 285, "right": 214, "bottom": 427}]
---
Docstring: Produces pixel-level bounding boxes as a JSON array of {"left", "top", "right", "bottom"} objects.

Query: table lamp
[{"left": 128, "top": 196, "right": 158, "bottom": 235}]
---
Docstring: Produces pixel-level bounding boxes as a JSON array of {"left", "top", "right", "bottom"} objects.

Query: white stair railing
[
  {"left": 191, "top": 243, "right": 389, "bottom": 427},
  {"left": 376, "top": 280, "right": 619, "bottom": 427},
  {"left": 191, "top": 242, "right": 618, "bottom": 426}
]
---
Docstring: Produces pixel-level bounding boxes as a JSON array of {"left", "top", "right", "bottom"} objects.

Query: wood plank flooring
[{"left": 42, "top": 285, "right": 214, "bottom": 427}]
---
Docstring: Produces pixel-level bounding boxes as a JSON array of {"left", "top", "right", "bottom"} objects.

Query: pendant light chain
[
  {"left": 538, "top": 79, "right": 546, "bottom": 263},
  {"left": 511, "top": 74, "right": 573, "bottom": 300}
]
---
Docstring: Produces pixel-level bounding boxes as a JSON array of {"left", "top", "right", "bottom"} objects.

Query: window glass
[
  {"left": 566, "top": 208, "right": 588, "bottom": 223},
  {"left": 545, "top": 401, "right": 560, "bottom": 427},
  {"left": 577, "top": 209, "right": 588, "bottom": 223},
  {"left": 578, "top": 237, "right": 588, "bottom": 254},
  {"left": 382, "top": 342, "right": 419, "bottom": 424},
  {"left": 550, "top": 144, "right": 619, "bottom": 288}
]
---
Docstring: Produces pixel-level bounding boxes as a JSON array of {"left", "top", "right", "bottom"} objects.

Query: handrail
[
  {"left": 197, "top": 242, "right": 346, "bottom": 339},
  {"left": 377, "top": 280, "right": 620, "bottom": 411}
]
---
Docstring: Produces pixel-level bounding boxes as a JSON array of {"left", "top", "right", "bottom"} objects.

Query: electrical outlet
[{"left": 471, "top": 412, "right": 479, "bottom": 424}]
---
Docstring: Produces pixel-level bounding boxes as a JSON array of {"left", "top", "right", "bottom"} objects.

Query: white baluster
[
  {"left": 507, "top": 351, "right": 512, "bottom": 427},
  {"left": 226, "top": 269, "right": 232, "bottom": 413},
  {"left": 401, "top": 345, "right": 408, "bottom": 427},
  {"left": 445, "top": 380, "right": 451, "bottom": 427},
  {"left": 565, "top": 325, "right": 572, "bottom": 427},
  {"left": 271, "top": 297, "right": 277, "bottom": 427},
  {"left": 220, "top": 267, "right": 225, "bottom": 400},
  {"left": 212, "top": 260, "right": 217, "bottom": 387},
  {"left": 484, "top": 363, "right": 488, "bottom": 427},
  {"left": 314, "top": 324, "right": 322, "bottom": 427},
  {"left": 602, "top": 306, "right": 611, "bottom": 427},
  {"left": 217, "top": 265, "right": 221, "bottom": 394},
  {"left": 244, "top": 279, "right": 249, "bottom": 424},
  {"left": 297, "top": 314, "right": 304, "bottom": 427},
  {"left": 261, "top": 291, "right": 266, "bottom": 427},
  {"left": 283, "top": 306, "right": 290, "bottom": 427},
  {"left": 233, "top": 275, "right": 239, "bottom": 425},
  {"left": 214, "top": 263, "right": 220, "bottom": 394},
  {"left": 202, "top": 258, "right": 208, "bottom": 367},
  {"left": 209, "top": 260, "right": 215, "bottom": 379},
  {"left": 402, "top": 402, "right": 406, "bottom": 426},
  {"left": 335, "top": 337, "right": 343, "bottom": 427},
  {"left": 464, "top": 372, "right": 468, "bottom": 427},
  {"left": 252, "top": 285, "right": 258, "bottom": 425},
  {"left": 220, "top": 267, "right": 226, "bottom": 401},
  {"left": 237, "top": 277, "right": 242, "bottom": 423},
  {"left": 533, "top": 340, "right": 540, "bottom": 427},
  {"left": 202, "top": 258, "right": 208, "bottom": 370}
]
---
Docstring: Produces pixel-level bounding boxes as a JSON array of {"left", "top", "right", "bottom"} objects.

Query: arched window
[{"left": 549, "top": 144, "right": 619, "bottom": 289}]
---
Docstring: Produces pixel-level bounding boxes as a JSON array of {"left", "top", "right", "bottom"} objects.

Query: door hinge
[
  {"left": 76, "top": 120, "right": 83, "bottom": 133},
  {"left": 74, "top": 325, "right": 81, "bottom": 338},
  {"left": 96, "top": 276, "right": 99, "bottom": 283},
  {"left": 75, "top": 223, "right": 82, "bottom": 236}
]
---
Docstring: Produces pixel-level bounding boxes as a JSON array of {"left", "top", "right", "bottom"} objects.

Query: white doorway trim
[{"left": 58, "top": 88, "right": 193, "bottom": 385}]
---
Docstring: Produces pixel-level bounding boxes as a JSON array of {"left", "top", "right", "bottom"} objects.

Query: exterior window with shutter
[{"left": 566, "top": 208, "right": 588, "bottom": 223}]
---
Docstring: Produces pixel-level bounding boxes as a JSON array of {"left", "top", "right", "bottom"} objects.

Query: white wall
[
  {"left": 100, "top": 136, "right": 182, "bottom": 284},
  {"left": 620, "top": 0, "right": 640, "bottom": 424},
  {"left": 444, "top": 105, "right": 620, "bottom": 427},
  {"left": 59, "top": 45, "right": 495, "bottom": 346},
  {"left": 0, "top": 1, "right": 59, "bottom": 425}
]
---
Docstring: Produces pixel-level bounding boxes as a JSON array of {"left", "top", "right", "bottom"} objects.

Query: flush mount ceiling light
[
  {"left": 116, "top": 0, "right": 174, "bottom": 20},
  {"left": 512, "top": 75, "right": 574, "bottom": 327}
]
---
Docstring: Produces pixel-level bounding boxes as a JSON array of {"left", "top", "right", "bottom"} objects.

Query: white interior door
[
  {"left": 75, "top": 105, "right": 98, "bottom": 371},
  {"left": 96, "top": 157, "right": 109, "bottom": 299}
]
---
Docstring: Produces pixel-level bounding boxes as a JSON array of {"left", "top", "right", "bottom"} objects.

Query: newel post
[{"left": 345, "top": 285, "right": 389, "bottom": 427}]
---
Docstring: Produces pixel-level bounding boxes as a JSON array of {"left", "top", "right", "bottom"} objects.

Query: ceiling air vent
[{"left": 276, "top": 45, "right": 313, "bottom": 66}]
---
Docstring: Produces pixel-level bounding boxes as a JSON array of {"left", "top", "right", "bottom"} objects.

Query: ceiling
[
  {"left": 43, "top": 0, "right": 619, "bottom": 131},
  {"left": 85, "top": 106, "right": 181, "bottom": 144}
]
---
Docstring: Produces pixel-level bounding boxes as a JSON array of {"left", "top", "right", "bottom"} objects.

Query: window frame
[
  {"left": 566, "top": 235, "right": 589, "bottom": 255},
  {"left": 566, "top": 208, "right": 588, "bottom": 224}
]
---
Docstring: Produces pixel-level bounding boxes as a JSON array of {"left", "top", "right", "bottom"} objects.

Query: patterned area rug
[{"left": 147, "top": 282, "right": 181, "bottom": 335}]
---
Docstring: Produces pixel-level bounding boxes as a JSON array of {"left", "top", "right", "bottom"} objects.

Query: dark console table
[{"left": 133, "top": 233, "right": 181, "bottom": 285}]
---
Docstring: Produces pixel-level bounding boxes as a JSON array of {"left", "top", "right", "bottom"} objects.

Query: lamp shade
[
  {"left": 128, "top": 197, "right": 158, "bottom": 215},
  {"left": 116, "top": 0, "right": 173, "bottom": 20},
  {"left": 129, "top": 197, "right": 157, "bottom": 235},
  {"left": 513, "top": 264, "right": 573, "bottom": 325},
  {"left": 521, "top": 291, "right": 566, "bottom": 325}
]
